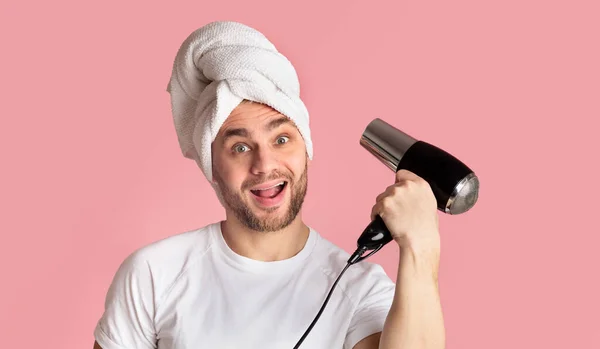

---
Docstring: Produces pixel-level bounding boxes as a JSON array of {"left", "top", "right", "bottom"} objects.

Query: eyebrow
[
  {"left": 266, "top": 117, "right": 293, "bottom": 131},
  {"left": 221, "top": 117, "right": 293, "bottom": 143},
  {"left": 222, "top": 128, "right": 249, "bottom": 143}
]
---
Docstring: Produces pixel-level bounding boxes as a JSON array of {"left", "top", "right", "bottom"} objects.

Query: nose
[{"left": 250, "top": 145, "right": 278, "bottom": 176}]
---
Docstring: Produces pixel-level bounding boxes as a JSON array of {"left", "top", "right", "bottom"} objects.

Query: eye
[
  {"left": 276, "top": 136, "right": 289, "bottom": 145},
  {"left": 233, "top": 144, "right": 250, "bottom": 153}
]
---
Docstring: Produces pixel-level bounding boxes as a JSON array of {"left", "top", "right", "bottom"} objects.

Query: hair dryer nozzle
[{"left": 360, "top": 118, "right": 417, "bottom": 172}]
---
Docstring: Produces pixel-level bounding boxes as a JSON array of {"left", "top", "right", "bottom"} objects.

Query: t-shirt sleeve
[
  {"left": 344, "top": 264, "right": 396, "bottom": 349},
  {"left": 94, "top": 253, "right": 157, "bottom": 349}
]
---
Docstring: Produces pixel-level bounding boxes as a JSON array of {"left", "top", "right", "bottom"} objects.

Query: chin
[{"left": 246, "top": 195, "right": 297, "bottom": 232}]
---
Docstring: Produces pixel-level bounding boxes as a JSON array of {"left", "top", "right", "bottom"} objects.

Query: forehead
[
  {"left": 217, "top": 102, "right": 296, "bottom": 138},
  {"left": 223, "top": 102, "right": 281, "bottom": 125}
]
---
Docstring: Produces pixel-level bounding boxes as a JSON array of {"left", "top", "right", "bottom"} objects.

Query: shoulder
[
  {"left": 119, "top": 223, "right": 215, "bottom": 271},
  {"left": 95, "top": 225, "right": 219, "bottom": 348},
  {"left": 105, "top": 222, "right": 218, "bottom": 302},
  {"left": 127, "top": 223, "right": 215, "bottom": 266}
]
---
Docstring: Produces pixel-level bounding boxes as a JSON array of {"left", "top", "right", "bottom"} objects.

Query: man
[{"left": 93, "top": 21, "right": 445, "bottom": 349}]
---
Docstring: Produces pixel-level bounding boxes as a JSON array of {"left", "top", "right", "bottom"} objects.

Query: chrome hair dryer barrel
[{"left": 356, "top": 118, "right": 480, "bottom": 250}]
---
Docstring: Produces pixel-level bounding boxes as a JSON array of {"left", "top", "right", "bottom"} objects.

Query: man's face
[{"left": 211, "top": 102, "right": 309, "bottom": 232}]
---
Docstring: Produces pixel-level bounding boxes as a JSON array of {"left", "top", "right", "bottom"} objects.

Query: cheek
[
  {"left": 287, "top": 148, "right": 307, "bottom": 177},
  {"left": 213, "top": 154, "right": 239, "bottom": 186},
  {"left": 219, "top": 167, "right": 242, "bottom": 188},
  {"left": 219, "top": 161, "right": 253, "bottom": 191}
]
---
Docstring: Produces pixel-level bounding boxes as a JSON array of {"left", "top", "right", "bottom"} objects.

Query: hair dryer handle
[{"left": 357, "top": 215, "right": 394, "bottom": 250}]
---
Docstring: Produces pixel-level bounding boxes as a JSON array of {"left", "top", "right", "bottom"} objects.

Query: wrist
[
  {"left": 398, "top": 238, "right": 441, "bottom": 282},
  {"left": 395, "top": 230, "right": 440, "bottom": 257}
]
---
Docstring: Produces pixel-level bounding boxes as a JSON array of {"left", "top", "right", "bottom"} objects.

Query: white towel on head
[{"left": 166, "top": 21, "right": 313, "bottom": 182}]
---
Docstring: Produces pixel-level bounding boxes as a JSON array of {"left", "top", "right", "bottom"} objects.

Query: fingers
[
  {"left": 375, "top": 184, "right": 395, "bottom": 203},
  {"left": 395, "top": 169, "right": 423, "bottom": 183},
  {"left": 372, "top": 192, "right": 397, "bottom": 221},
  {"left": 370, "top": 202, "right": 378, "bottom": 221},
  {"left": 375, "top": 171, "right": 422, "bottom": 203},
  {"left": 370, "top": 200, "right": 384, "bottom": 221},
  {"left": 372, "top": 170, "right": 430, "bottom": 221}
]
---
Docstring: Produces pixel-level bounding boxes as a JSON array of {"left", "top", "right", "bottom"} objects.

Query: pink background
[{"left": 1, "top": 0, "right": 599, "bottom": 347}]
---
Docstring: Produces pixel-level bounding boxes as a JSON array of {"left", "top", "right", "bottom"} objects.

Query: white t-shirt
[{"left": 94, "top": 222, "right": 396, "bottom": 349}]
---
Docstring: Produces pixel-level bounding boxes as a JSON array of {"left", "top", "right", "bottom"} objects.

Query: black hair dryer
[{"left": 354, "top": 118, "right": 480, "bottom": 257}]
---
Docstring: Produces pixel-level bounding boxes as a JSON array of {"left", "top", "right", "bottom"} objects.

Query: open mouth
[{"left": 250, "top": 181, "right": 287, "bottom": 199}]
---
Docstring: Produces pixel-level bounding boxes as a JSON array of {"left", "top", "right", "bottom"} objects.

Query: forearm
[{"left": 378, "top": 246, "right": 445, "bottom": 349}]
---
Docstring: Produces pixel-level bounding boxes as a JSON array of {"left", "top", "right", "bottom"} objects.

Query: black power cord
[{"left": 292, "top": 244, "right": 384, "bottom": 348}]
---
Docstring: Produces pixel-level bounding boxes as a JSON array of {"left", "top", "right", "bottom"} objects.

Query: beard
[{"left": 212, "top": 163, "right": 308, "bottom": 232}]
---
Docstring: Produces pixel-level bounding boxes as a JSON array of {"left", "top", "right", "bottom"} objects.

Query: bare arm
[
  {"left": 353, "top": 332, "right": 382, "bottom": 349},
  {"left": 377, "top": 247, "right": 445, "bottom": 349},
  {"left": 365, "top": 169, "right": 446, "bottom": 349},
  {"left": 352, "top": 246, "right": 444, "bottom": 349},
  {"left": 93, "top": 341, "right": 102, "bottom": 349}
]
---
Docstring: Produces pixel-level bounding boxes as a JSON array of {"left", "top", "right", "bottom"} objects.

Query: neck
[{"left": 220, "top": 213, "right": 310, "bottom": 262}]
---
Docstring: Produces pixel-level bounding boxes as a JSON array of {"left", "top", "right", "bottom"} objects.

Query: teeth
[{"left": 254, "top": 182, "right": 284, "bottom": 191}]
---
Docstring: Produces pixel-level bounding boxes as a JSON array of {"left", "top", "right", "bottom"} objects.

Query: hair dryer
[
  {"left": 354, "top": 118, "right": 480, "bottom": 255},
  {"left": 292, "top": 118, "right": 480, "bottom": 348}
]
